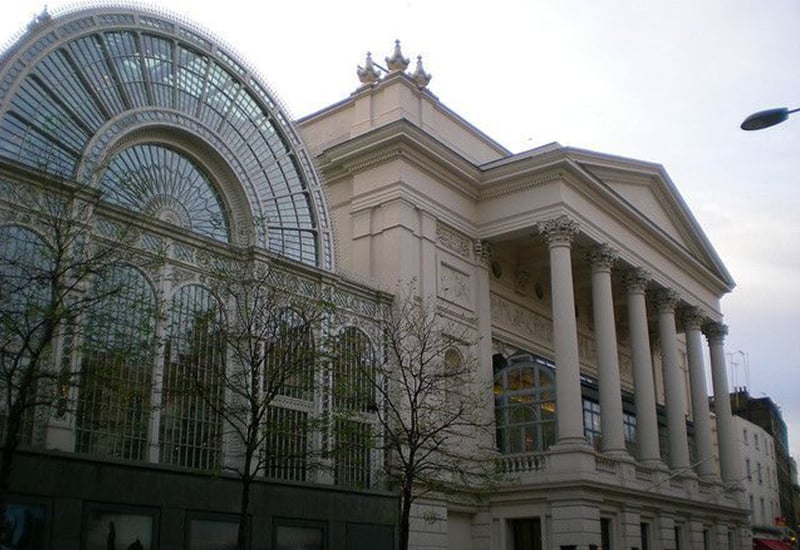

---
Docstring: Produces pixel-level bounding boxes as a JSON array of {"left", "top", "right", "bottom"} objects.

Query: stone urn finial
[
  {"left": 410, "top": 55, "right": 431, "bottom": 89},
  {"left": 356, "top": 51, "right": 381, "bottom": 85},
  {"left": 385, "top": 39, "right": 410, "bottom": 72}
]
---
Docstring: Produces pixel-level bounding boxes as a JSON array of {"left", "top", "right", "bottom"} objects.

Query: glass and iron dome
[{"left": 0, "top": 5, "right": 333, "bottom": 268}]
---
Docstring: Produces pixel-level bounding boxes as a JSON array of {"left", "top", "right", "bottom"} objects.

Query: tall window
[
  {"left": 332, "top": 327, "right": 375, "bottom": 488},
  {"left": 75, "top": 264, "right": 156, "bottom": 460},
  {"left": 494, "top": 352, "right": 556, "bottom": 454},
  {"left": 263, "top": 309, "right": 314, "bottom": 481},
  {"left": 0, "top": 225, "right": 52, "bottom": 447},
  {"left": 159, "top": 284, "right": 224, "bottom": 470}
]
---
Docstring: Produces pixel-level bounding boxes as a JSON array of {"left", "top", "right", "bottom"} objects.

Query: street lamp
[{"left": 740, "top": 106, "right": 800, "bottom": 130}]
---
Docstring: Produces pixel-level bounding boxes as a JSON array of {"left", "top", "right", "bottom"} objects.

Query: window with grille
[
  {"left": 159, "top": 284, "right": 224, "bottom": 470},
  {"left": 75, "top": 264, "right": 156, "bottom": 460},
  {"left": 331, "top": 327, "right": 375, "bottom": 487},
  {"left": 334, "top": 418, "right": 371, "bottom": 489},
  {"left": 263, "top": 405, "right": 309, "bottom": 482},
  {"left": 332, "top": 327, "right": 375, "bottom": 413},
  {"left": 265, "top": 309, "right": 314, "bottom": 401}
]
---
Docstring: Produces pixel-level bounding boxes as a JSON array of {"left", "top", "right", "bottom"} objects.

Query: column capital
[
  {"left": 623, "top": 267, "right": 650, "bottom": 293},
  {"left": 538, "top": 215, "right": 579, "bottom": 247},
  {"left": 682, "top": 306, "right": 707, "bottom": 330},
  {"left": 703, "top": 321, "right": 728, "bottom": 344},
  {"left": 586, "top": 243, "right": 617, "bottom": 272},
  {"left": 473, "top": 239, "right": 492, "bottom": 267},
  {"left": 654, "top": 288, "right": 681, "bottom": 313}
]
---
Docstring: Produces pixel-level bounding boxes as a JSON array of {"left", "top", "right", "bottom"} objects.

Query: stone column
[
  {"left": 683, "top": 306, "right": 716, "bottom": 479},
  {"left": 655, "top": 289, "right": 691, "bottom": 471},
  {"left": 586, "top": 244, "right": 626, "bottom": 456},
  {"left": 624, "top": 269, "right": 661, "bottom": 465},
  {"left": 704, "top": 322, "right": 742, "bottom": 484},
  {"left": 539, "top": 215, "right": 584, "bottom": 446}
]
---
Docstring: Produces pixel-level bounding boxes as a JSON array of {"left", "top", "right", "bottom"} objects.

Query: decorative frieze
[
  {"left": 436, "top": 223, "right": 472, "bottom": 259},
  {"left": 490, "top": 293, "right": 553, "bottom": 347}
]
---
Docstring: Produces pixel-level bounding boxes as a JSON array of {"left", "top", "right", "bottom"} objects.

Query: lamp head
[{"left": 740, "top": 107, "right": 793, "bottom": 130}]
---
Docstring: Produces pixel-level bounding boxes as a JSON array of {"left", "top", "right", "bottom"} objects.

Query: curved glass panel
[
  {"left": 160, "top": 284, "right": 224, "bottom": 470},
  {"left": 75, "top": 264, "right": 157, "bottom": 461},
  {"left": 100, "top": 144, "right": 230, "bottom": 242},
  {"left": 494, "top": 352, "right": 556, "bottom": 454},
  {"left": 0, "top": 20, "right": 325, "bottom": 266}
]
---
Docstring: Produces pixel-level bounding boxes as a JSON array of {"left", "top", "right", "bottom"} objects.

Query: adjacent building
[{"left": 0, "top": 4, "right": 756, "bottom": 549}]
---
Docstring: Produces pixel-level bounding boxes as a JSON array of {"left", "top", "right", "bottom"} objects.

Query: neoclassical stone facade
[{"left": 299, "top": 43, "right": 750, "bottom": 549}]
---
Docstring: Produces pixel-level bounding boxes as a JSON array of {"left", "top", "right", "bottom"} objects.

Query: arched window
[
  {"left": 160, "top": 284, "right": 224, "bottom": 470},
  {"left": 494, "top": 351, "right": 556, "bottom": 454},
  {"left": 100, "top": 144, "right": 230, "bottom": 242},
  {"left": 332, "top": 327, "right": 375, "bottom": 488},
  {"left": 75, "top": 264, "right": 157, "bottom": 460}
]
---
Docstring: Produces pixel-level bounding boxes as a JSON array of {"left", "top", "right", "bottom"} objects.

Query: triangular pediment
[{"left": 565, "top": 149, "right": 734, "bottom": 290}]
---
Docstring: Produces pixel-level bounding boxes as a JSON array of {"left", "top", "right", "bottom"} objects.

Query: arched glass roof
[{"left": 0, "top": 6, "right": 333, "bottom": 269}]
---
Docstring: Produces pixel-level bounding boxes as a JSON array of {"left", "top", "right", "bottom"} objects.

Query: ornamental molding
[
  {"left": 479, "top": 170, "right": 564, "bottom": 200},
  {"left": 473, "top": 240, "right": 492, "bottom": 266}
]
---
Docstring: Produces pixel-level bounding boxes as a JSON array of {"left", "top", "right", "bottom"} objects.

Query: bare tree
[
  {"left": 0, "top": 177, "right": 139, "bottom": 529},
  {"left": 332, "top": 289, "right": 494, "bottom": 550},
  {"left": 173, "top": 256, "right": 331, "bottom": 549}
]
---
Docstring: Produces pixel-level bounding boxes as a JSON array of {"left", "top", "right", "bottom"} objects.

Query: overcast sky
[{"left": 3, "top": 1, "right": 799, "bottom": 457}]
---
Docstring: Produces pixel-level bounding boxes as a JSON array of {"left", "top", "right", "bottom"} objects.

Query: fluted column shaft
[
  {"left": 624, "top": 269, "right": 661, "bottom": 464},
  {"left": 588, "top": 245, "right": 626, "bottom": 455},
  {"left": 540, "top": 216, "right": 584, "bottom": 445},
  {"left": 656, "top": 289, "right": 691, "bottom": 470},
  {"left": 705, "top": 322, "right": 742, "bottom": 483},
  {"left": 683, "top": 307, "right": 716, "bottom": 479}
]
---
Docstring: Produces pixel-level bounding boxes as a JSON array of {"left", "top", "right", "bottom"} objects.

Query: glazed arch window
[{"left": 99, "top": 144, "right": 230, "bottom": 242}]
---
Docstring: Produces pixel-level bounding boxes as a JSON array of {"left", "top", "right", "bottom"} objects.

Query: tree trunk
[
  {"left": 237, "top": 472, "right": 252, "bottom": 550},
  {"left": 399, "top": 485, "right": 413, "bottom": 550}
]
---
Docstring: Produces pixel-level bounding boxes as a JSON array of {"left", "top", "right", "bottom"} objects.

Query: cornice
[{"left": 315, "top": 119, "right": 482, "bottom": 200}]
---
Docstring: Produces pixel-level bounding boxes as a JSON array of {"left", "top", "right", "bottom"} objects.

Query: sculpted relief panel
[{"left": 439, "top": 263, "right": 472, "bottom": 309}]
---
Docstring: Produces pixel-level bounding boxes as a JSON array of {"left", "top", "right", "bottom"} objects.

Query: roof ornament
[
  {"left": 27, "top": 5, "right": 52, "bottom": 31},
  {"left": 385, "top": 39, "right": 410, "bottom": 72},
  {"left": 410, "top": 55, "right": 432, "bottom": 89},
  {"left": 356, "top": 51, "right": 382, "bottom": 86}
]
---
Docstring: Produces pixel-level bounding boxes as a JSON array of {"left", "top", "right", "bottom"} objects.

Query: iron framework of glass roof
[{"left": 0, "top": 6, "right": 333, "bottom": 269}]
